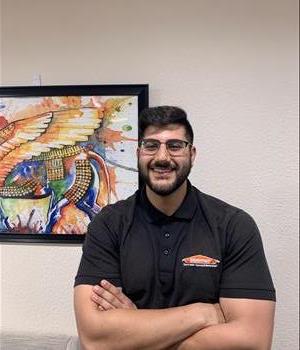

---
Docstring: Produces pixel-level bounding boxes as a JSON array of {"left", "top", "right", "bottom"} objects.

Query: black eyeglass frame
[{"left": 139, "top": 138, "right": 192, "bottom": 156}]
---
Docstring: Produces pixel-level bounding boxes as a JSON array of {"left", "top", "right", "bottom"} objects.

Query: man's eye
[
  {"left": 167, "top": 142, "right": 184, "bottom": 151},
  {"left": 144, "top": 142, "right": 159, "bottom": 150}
]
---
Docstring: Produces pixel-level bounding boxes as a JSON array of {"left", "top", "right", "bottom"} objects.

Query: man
[{"left": 74, "top": 106, "right": 276, "bottom": 349}]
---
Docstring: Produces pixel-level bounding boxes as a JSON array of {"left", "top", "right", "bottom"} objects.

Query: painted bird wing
[
  {"left": 0, "top": 107, "right": 101, "bottom": 185},
  {"left": 0, "top": 113, "right": 53, "bottom": 160}
]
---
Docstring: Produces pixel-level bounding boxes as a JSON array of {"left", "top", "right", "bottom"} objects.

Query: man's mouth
[
  {"left": 149, "top": 165, "right": 176, "bottom": 178},
  {"left": 151, "top": 167, "right": 174, "bottom": 173}
]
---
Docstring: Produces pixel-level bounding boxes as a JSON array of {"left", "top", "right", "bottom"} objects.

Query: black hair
[{"left": 139, "top": 106, "right": 194, "bottom": 144}]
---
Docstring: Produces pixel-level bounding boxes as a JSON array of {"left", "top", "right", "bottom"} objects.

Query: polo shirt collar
[{"left": 139, "top": 181, "right": 197, "bottom": 223}]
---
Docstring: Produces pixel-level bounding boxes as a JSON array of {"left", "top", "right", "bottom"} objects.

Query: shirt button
[
  {"left": 164, "top": 232, "right": 170, "bottom": 238},
  {"left": 163, "top": 248, "right": 170, "bottom": 255}
]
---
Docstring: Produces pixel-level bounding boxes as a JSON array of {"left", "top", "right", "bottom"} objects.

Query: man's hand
[
  {"left": 91, "top": 281, "right": 224, "bottom": 328},
  {"left": 76, "top": 284, "right": 225, "bottom": 349},
  {"left": 91, "top": 279, "right": 137, "bottom": 311}
]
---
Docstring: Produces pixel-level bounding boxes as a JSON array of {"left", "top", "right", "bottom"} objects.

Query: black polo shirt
[{"left": 75, "top": 183, "right": 276, "bottom": 308}]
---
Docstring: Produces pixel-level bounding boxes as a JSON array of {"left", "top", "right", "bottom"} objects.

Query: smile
[{"left": 152, "top": 168, "right": 173, "bottom": 173}]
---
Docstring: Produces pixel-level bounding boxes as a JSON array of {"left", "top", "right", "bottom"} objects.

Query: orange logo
[{"left": 182, "top": 254, "right": 220, "bottom": 267}]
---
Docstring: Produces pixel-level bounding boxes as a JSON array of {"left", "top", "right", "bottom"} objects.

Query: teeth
[{"left": 152, "top": 168, "right": 172, "bottom": 173}]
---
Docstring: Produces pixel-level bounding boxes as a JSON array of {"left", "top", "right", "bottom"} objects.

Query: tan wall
[{"left": 1, "top": 0, "right": 299, "bottom": 348}]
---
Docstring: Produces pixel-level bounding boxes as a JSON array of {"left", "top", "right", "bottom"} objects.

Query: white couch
[{"left": 0, "top": 332, "right": 80, "bottom": 350}]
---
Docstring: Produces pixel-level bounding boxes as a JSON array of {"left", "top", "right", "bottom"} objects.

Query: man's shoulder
[
  {"left": 93, "top": 191, "right": 138, "bottom": 225},
  {"left": 192, "top": 186, "right": 253, "bottom": 229},
  {"left": 193, "top": 186, "right": 241, "bottom": 215},
  {"left": 104, "top": 192, "right": 137, "bottom": 212}
]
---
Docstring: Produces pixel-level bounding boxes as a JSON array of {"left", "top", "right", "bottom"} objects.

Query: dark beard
[{"left": 138, "top": 158, "right": 192, "bottom": 196}]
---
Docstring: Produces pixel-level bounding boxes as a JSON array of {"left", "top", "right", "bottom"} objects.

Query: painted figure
[{"left": 0, "top": 95, "right": 138, "bottom": 234}]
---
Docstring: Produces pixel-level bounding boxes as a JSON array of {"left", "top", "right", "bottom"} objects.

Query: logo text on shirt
[{"left": 182, "top": 254, "right": 220, "bottom": 267}]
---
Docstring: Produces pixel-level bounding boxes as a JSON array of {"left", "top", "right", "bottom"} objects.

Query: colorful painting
[{"left": 0, "top": 85, "right": 148, "bottom": 242}]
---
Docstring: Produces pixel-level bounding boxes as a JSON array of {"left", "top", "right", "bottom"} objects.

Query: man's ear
[
  {"left": 191, "top": 146, "right": 196, "bottom": 166},
  {"left": 136, "top": 147, "right": 140, "bottom": 157}
]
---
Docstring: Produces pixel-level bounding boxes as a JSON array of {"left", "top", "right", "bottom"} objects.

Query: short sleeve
[
  {"left": 219, "top": 210, "right": 276, "bottom": 301},
  {"left": 74, "top": 209, "right": 121, "bottom": 287}
]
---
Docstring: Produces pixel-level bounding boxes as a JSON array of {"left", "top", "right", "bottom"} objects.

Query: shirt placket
[{"left": 158, "top": 220, "right": 177, "bottom": 297}]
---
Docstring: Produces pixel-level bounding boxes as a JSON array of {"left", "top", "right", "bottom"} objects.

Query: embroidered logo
[{"left": 182, "top": 254, "right": 220, "bottom": 267}]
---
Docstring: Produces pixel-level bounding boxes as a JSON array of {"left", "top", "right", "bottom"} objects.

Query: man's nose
[{"left": 154, "top": 144, "right": 171, "bottom": 160}]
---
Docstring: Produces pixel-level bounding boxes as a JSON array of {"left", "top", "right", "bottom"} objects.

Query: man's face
[{"left": 137, "top": 124, "right": 196, "bottom": 196}]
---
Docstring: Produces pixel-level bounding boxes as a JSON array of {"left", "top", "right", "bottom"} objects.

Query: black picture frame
[{"left": 0, "top": 84, "right": 148, "bottom": 244}]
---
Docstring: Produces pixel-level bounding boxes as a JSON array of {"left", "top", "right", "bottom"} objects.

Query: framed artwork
[{"left": 0, "top": 84, "right": 148, "bottom": 243}]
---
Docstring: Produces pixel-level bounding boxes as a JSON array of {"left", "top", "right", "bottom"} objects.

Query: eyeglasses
[{"left": 139, "top": 138, "right": 192, "bottom": 156}]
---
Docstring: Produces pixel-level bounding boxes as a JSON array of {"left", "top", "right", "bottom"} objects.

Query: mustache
[{"left": 149, "top": 160, "right": 177, "bottom": 170}]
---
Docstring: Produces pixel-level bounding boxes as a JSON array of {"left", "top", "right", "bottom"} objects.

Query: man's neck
[{"left": 145, "top": 181, "right": 188, "bottom": 216}]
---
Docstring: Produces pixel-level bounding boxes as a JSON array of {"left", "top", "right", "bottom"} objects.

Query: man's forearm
[
  {"left": 83, "top": 307, "right": 203, "bottom": 350},
  {"left": 172, "top": 320, "right": 273, "bottom": 350},
  {"left": 169, "top": 298, "right": 275, "bottom": 350},
  {"left": 75, "top": 286, "right": 222, "bottom": 350}
]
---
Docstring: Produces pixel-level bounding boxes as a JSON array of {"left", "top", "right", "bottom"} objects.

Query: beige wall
[{"left": 1, "top": 0, "right": 299, "bottom": 348}]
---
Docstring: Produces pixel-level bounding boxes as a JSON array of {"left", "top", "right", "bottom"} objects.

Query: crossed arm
[{"left": 74, "top": 281, "right": 275, "bottom": 350}]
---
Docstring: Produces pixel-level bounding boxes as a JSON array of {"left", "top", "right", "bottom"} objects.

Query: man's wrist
[
  {"left": 194, "top": 303, "right": 224, "bottom": 328},
  {"left": 167, "top": 304, "right": 224, "bottom": 350}
]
